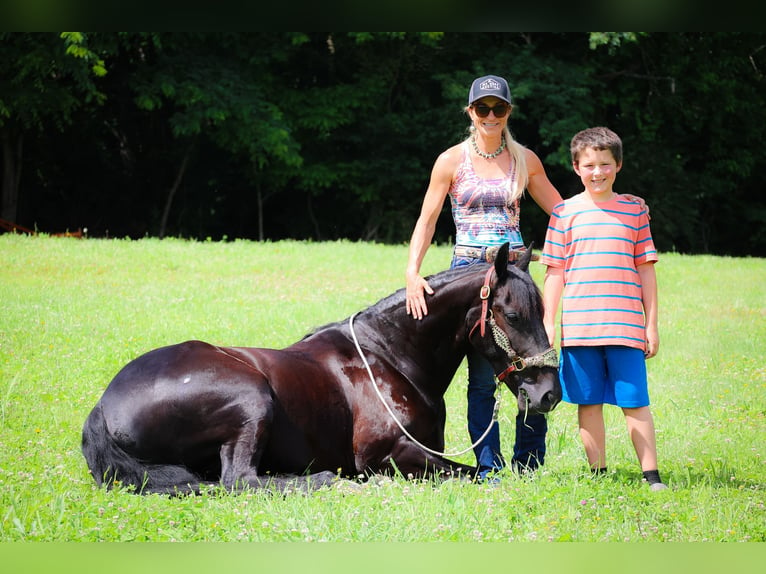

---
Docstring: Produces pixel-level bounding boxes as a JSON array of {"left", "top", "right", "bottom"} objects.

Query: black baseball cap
[{"left": 468, "top": 75, "right": 512, "bottom": 105}]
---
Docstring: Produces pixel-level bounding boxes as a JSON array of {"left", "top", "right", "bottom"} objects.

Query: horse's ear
[
  {"left": 494, "top": 242, "right": 510, "bottom": 281},
  {"left": 516, "top": 241, "right": 534, "bottom": 272}
]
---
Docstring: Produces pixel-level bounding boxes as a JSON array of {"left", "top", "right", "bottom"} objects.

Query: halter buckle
[
  {"left": 479, "top": 285, "right": 490, "bottom": 300},
  {"left": 510, "top": 356, "right": 526, "bottom": 371}
]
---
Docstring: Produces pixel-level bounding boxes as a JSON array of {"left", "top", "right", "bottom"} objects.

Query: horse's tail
[{"left": 81, "top": 402, "right": 207, "bottom": 495}]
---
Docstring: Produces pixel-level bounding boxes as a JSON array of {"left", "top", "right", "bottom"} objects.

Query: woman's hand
[
  {"left": 405, "top": 273, "right": 434, "bottom": 320},
  {"left": 621, "top": 193, "right": 650, "bottom": 219}
]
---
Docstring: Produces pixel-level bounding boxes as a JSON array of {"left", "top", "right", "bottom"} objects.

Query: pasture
[{"left": 0, "top": 235, "right": 764, "bottom": 550}]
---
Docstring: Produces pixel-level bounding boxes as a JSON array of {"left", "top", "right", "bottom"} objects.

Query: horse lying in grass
[{"left": 82, "top": 243, "right": 560, "bottom": 494}]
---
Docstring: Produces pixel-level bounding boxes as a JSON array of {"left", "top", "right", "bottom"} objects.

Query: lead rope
[{"left": 348, "top": 312, "right": 500, "bottom": 458}]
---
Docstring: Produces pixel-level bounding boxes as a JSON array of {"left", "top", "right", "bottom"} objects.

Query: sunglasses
[{"left": 472, "top": 102, "right": 510, "bottom": 118}]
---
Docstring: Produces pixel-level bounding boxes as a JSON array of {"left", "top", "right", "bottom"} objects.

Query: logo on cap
[{"left": 479, "top": 78, "right": 502, "bottom": 91}]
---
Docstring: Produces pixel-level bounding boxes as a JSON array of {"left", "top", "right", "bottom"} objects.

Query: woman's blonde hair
[{"left": 503, "top": 125, "right": 528, "bottom": 203}]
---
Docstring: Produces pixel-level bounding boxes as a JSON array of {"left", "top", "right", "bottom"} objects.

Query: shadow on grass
[{"left": 602, "top": 462, "right": 761, "bottom": 491}]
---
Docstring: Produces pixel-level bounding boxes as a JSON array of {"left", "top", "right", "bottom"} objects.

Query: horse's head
[{"left": 468, "top": 243, "right": 561, "bottom": 414}]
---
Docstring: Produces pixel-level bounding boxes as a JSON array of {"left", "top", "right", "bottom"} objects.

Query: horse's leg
[
  {"left": 216, "top": 383, "right": 338, "bottom": 494},
  {"left": 381, "top": 436, "right": 476, "bottom": 481},
  {"left": 221, "top": 442, "right": 337, "bottom": 492},
  {"left": 219, "top": 426, "right": 262, "bottom": 488},
  {"left": 217, "top": 380, "right": 276, "bottom": 490},
  {"left": 241, "top": 471, "right": 339, "bottom": 493}
]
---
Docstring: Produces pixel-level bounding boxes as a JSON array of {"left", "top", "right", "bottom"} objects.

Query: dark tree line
[{"left": 2, "top": 32, "right": 764, "bottom": 255}]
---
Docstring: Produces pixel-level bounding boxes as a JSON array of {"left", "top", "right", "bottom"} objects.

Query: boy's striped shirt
[{"left": 540, "top": 193, "right": 657, "bottom": 350}]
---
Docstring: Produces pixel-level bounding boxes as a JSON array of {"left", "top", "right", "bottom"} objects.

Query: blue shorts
[{"left": 560, "top": 346, "right": 650, "bottom": 408}]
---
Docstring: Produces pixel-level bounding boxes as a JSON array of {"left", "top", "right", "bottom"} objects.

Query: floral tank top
[{"left": 449, "top": 142, "right": 523, "bottom": 248}]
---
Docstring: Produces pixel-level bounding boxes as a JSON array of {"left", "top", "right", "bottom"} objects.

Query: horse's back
[{"left": 100, "top": 340, "right": 250, "bottom": 432}]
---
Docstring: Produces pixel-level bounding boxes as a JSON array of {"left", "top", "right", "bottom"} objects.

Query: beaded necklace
[{"left": 471, "top": 134, "right": 506, "bottom": 159}]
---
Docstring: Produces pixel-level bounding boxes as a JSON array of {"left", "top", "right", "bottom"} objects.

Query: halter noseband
[{"left": 470, "top": 266, "right": 559, "bottom": 381}]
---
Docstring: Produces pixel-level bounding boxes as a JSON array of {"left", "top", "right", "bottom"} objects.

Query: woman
[{"left": 405, "top": 74, "right": 643, "bottom": 480}]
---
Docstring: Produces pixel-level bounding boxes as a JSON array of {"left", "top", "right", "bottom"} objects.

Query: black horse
[{"left": 82, "top": 243, "right": 560, "bottom": 494}]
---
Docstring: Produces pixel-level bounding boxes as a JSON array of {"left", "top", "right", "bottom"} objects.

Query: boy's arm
[
  {"left": 638, "top": 262, "right": 659, "bottom": 358},
  {"left": 542, "top": 266, "right": 564, "bottom": 347}
]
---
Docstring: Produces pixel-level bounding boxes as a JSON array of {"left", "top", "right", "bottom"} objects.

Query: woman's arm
[
  {"left": 525, "top": 148, "right": 563, "bottom": 216},
  {"left": 405, "top": 148, "right": 458, "bottom": 320}
]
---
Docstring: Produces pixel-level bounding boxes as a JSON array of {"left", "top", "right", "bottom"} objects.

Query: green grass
[{"left": 0, "top": 235, "right": 764, "bottom": 543}]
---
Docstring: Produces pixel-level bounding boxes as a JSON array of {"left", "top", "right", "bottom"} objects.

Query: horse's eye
[{"left": 505, "top": 312, "right": 519, "bottom": 324}]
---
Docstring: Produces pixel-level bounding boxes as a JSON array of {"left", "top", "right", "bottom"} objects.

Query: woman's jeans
[{"left": 452, "top": 250, "right": 548, "bottom": 477}]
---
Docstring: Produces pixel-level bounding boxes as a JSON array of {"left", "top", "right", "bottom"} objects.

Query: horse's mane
[
  {"left": 420, "top": 263, "right": 543, "bottom": 323},
  {"left": 300, "top": 262, "right": 544, "bottom": 340},
  {"left": 300, "top": 264, "right": 494, "bottom": 339}
]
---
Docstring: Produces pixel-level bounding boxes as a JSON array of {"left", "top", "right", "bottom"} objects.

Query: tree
[
  {"left": 2, "top": 33, "right": 764, "bottom": 255},
  {"left": 589, "top": 32, "right": 766, "bottom": 254},
  {"left": 0, "top": 32, "right": 106, "bottom": 224},
  {"left": 125, "top": 33, "right": 309, "bottom": 239}
]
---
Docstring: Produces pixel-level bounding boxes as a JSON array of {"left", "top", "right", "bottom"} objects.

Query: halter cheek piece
[{"left": 469, "top": 267, "right": 559, "bottom": 381}]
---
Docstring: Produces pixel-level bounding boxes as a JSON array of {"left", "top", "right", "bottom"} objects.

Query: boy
[{"left": 540, "top": 126, "right": 667, "bottom": 490}]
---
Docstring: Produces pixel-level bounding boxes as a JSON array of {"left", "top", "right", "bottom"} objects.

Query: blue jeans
[
  {"left": 453, "top": 249, "right": 548, "bottom": 476},
  {"left": 467, "top": 348, "right": 548, "bottom": 475}
]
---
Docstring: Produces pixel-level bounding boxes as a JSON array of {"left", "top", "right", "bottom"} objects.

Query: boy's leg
[
  {"left": 561, "top": 347, "right": 609, "bottom": 471},
  {"left": 622, "top": 406, "right": 659, "bottom": 471},
  {"left": 605, "top": 347, "right": 665, "bottom": 487},
  {"left": 578, "top": 404, "right": 606, "bottom": 470}
]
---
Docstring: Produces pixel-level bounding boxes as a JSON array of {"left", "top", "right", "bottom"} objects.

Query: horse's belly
[{"left": 258, "top": 414, "right": 355, "bottom": 475}]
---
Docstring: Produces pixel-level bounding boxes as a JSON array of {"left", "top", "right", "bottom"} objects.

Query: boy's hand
[
  {"left": 645, "top": 326, "right": 660, "bottom": 359},
  {"left": 544, "top": 323, "right": 556, "bottom": 347}
]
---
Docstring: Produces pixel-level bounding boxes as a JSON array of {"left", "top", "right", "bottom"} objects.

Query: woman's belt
[{"left": 453, "top": 244, "right": 539, "bottom": 263}]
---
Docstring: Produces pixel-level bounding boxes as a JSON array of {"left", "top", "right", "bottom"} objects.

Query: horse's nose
[{"left": 540, "top": 391, "right": 560, "bottom": 411}]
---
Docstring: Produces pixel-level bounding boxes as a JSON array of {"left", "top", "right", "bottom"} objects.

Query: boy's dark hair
[{"left": 570, "top": 126, "right": 623, "bottom": 165}]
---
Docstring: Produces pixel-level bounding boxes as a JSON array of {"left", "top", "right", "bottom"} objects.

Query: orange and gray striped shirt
[{"left": 540, "top": 193, "right": 658, "bottom": 350}]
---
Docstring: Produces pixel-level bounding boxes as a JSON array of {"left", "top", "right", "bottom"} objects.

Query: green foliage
[
  {"left": 0, "top": 236, "right": 764, "bottom": 543},
  {"left": 128, "top": 33, "right": 303, "bottom": 170},
  {"left": 0, "top": 32, "right": 106, "bottom": 129},
  {"left": 2, "top": 33, "right": 765, "bottom": 255},
  {"left": 60, "top": 32, "right": 107, "bottom": 78},
  {"left": 588, "top": 32, "right": 641, "bottom": 52}
]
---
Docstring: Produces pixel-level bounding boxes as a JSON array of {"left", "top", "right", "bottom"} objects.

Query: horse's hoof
[
  {"left": 333, "top": 479, "right": 365, "bottom": 494},
  {"left": 307, "top": 470, "right": 338, "bottom": 489},
  {"left": 439, "top": 475, "right": 473, "bottom": 486},
  {"left": 366, "top": 474, "right": 394, "bottom": 487}
]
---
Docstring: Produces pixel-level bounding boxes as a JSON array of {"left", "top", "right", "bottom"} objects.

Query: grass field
[{"left": 0, "top": 235, "right": 764, "bottom": 548}]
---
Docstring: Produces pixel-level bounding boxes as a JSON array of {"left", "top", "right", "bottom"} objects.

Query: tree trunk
[
  {"left": 307, "top": 193, "right": 322, "bottom": 240},
  {"left": 256, "top": 183, "right": 264, "bottom": 241},
  {"left": 1, "top": 126, "right": 23, "bottom": 223},
  {"left": 159, "top": 141, "right": 194, "bottom": 239}
]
